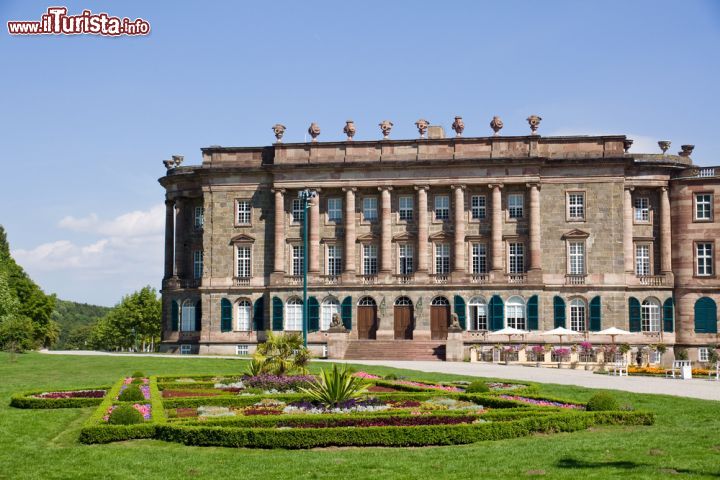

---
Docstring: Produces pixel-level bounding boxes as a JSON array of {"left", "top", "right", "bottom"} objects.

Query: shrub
[
  {"left": 384, "top": 373, "right": 398, "bottom": 380},
  {"left": 300, "top": 365, "right": 368, "bottom": 407},
  {"left": 586, "top": 393, "right": 619, "bottom": 411},
  {"left": 130, "top": 378, "right": 144, "bottom": 384},
  {"left": 118, "top": 385, "right": 144, "bottom": 402},
  {"left": 131, "top": 371, "right": 145, "bottom": 378},
  {"left": 107, "top": 405, "right": 144, "bottom": 425},
  {"left": 465, "top": 381, "right": 490, "bottom": 393}
]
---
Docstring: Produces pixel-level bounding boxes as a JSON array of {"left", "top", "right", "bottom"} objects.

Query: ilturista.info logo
[{"left": 7, "top": 7, "right": 150, "bottom": 36}]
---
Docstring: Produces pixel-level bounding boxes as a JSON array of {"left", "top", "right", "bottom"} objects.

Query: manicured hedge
[{"left": 10, "top": 387, "right": 110, "bottom": 409}]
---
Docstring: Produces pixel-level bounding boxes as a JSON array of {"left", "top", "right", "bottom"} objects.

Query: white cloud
[
  {"left": 548, "top": 129, "right": 660, "bottom": 154},
  {"left": 58, "top": 204, "right": 165, "bottom": 238}
]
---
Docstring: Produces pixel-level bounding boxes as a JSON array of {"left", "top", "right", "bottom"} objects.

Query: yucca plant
[
  {"left": 252, "top": 331, "right": 311, "bottom": 376},
  {"left": 299, "top": 364, "right": 368, "bottom": 408},
  {"left": 244, "top": 358, "right": 265, "bottom": 377}
]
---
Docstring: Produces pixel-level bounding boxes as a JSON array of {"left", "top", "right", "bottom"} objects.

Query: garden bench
[
  {"left": 665, "top": 360, "right": 692, "bottom": 379},
  {"left": 609, "top": 361, "right": 628, "bottom": 377},
  {"left": 710, "top": 362, "right": 720, "bottom": 381}
]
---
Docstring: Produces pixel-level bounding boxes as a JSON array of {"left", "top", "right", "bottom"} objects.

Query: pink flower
[{"left": 353, "top": 372, "right": 382, "bottom": 379}]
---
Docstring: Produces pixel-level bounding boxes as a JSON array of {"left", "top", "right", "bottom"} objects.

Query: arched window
[
  {"left": 506, "top": 296, "right": 526, "bottom": 330},
  {"left": 641, "top": 298, "right": 661, "bottom": 332},
  {"left": 468, "top": 297, "right": 488, "bottom": 331},
  {"left": 237, "top": 300, "right": 252, "bottom": 331},
  {"left": 321, "top": 297, "right": 340, "bottom": 331},
  {"left": 394, "top": 296, "right": 413, "bottom": 306},
  {"left": 181, "top": 299, "right": 196, "bottom": 332},
  {"left": 358, "top": 296, "right": 376, "bottom": 306},
  {"left": 569, "top": 298, "right": 587, "bottom": 332},
  {"left": 431, "top": 296, "right": 450, "bottom": 306},
  {"left": 285, "top": 298, "right": 303, "bottom": 331}
]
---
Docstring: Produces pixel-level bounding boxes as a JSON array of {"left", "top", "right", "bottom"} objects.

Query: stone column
[
  {"left": 660, "top": 186, "right": 672, "bottom": 274},
  {"left": 343, "top": 187, "right": 356, "bottom": 275},
  {"left": 164, "top": 199, "right": 175, "bottom": 278},
  {"left": 453, "top": 185, "right": 466, "bottom": 273},
  {"left": 273, "top": 189, "right": 285, "bottom": 274},
  {"left": 416, "top": 186, "right": 429, "bottom": 274},
  {"left": 528, "top": 183, "right": 541, "bottom": 271},
  {"left": 380, "top": 186, "right": 393, "bottom": 273},
  {"left": 309, "top": 192, "right": 320, "bottom": 273},
  {"left": 174, "top": 197, "right": 186, "bottom": 278},
  {"left": 491, "top": 184, "right": 504, "bottom": 273},
  {"left": 623, "top": 186, "right": 634, "bottom": 273}
]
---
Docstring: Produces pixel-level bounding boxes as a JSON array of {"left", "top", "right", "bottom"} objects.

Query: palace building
[{"left": 158, "top": 117, "right": 719, "bottom": 364}]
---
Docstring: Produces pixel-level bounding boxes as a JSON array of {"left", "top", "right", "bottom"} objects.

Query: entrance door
[
  {"left": 393, "top": 297, "right": 414, "bottom": 340},
  {"left": 430, "top": 297, "right": 450, "bottom": 340},
  {"left": 357, "top": 297, "right": 377, "bottom": 340}
]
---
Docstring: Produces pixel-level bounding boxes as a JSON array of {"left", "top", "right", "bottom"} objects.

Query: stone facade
[{"left": 158, "top": 132, "right": 719, "bottom": 364}]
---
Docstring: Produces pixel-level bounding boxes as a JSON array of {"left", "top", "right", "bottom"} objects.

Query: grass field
[{"left": 0, "top": 353, "right": 718, "bottom": 479}]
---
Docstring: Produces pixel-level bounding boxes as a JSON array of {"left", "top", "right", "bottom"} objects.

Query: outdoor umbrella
[
  {"left": 540, "top": 326, "right": 581, "bottom": 345},
  {"left": 488, "top": 327, "right": 529, "bottom": 343},
  {"left": 596, "top": 326, "right": 632, "bottom": 362}
]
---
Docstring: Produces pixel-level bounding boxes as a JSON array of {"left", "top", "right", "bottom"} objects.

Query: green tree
[
  {"left": 0, "top": 272, "right": 36, "bottom": 357},
  {"left": 90, "top": 286, "right": 161, "bottom": 352}
]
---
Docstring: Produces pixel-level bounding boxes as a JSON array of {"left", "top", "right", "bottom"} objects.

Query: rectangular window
[
  {"left": 193, "top": 250, "right": 203, "bottom": 279},
  {"left": 635, "top": 244, "right": 650, "bottom": 276},
  {"left": 399, "top": 196, "right": 414, "bottom": 221},
  {"left": 568, "top": 241, "right": 585, "bottom": 275},
  {"left": 434, "top": 195, "right": 450, "bottom": 220},
  {"left": 435, "top": 243, "right": 450, "bottom": 275},
  {"left": 237, "top": 246, "right": 251, "bottom": 278},
  {"left": 508, "top": 243, "right": 525, "bottom": 274},
  {"left": 471, "top": 243, "right": 487, "bottom": 274},
  {"left": 292, "top": 245, "right": 304, "bottom": 276},
  {"left": 695, "top": 193, "right": 713, "bottom": 221},
  {"left": 237, "top": 302, "right": 251, "bottom": 331},
  {"left": 237, "top": 200, "right": 251, "bottom": 225},
  {"left": 399, "top": 244, "right": 414, "bottom": 275},
  {"left": 641, "top": 301, "right": 661, "bottom": 332},
  {"left": 363, "top": 244, "right": 378, "bottom": 275},
  {"left": 236, "top": 344, "right": 249, "bottom": 356},
  {"left": 650, "top": 350, "right": 662, "bottom": 364},
  {"left": 327, "top": 197, "right": 342, "bottom": 223},
  {"left": 471, "top": 195, "right": 486, "bottom": 220},
  {"left": 699, "top": 347, "right": 709, "bottom": 363},
  {"left": 291, "top": 199, "right": 304, "bottom": 223},
  {"left": 508, "top": 194, "right": 524, "bottom": 219},
  {"left": 696, "top": 243, "right": 714, "bottom": 276},
  {"left": 634, "top": 197, "right": 649, "bottom": 222},
  {"left": 179, "top": 344, "right": 191, "bottom": 355},
  {"left": 327, "top": 244, "right": 342, "bottom": 276},
  {"left": 567, "top": 192, "right": 585, "bottom": 220},
  {"left": 469, "top": 302, "right": 488, "bottom": 331},
  {"left": 194, "top": 206, "right": 204, "bottom": 229},
  {"left": 363, "top": 197, "right": 378, "bottom": 221}
]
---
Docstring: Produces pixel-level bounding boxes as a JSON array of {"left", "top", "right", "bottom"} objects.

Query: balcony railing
[
  {"left": 180, "top": 279, "right": 200, "bottom": 289},
  {"left": 431, "top": 274, "right": 449, "bottom": 284},
  {"left": 286, "top": 275, "right": 303, "bottom": 286},
  {"left": 565, "top": 274, "right": 586, "bottom": 285},
  {"left": 699, "top": 167, "right": 716, "bottom": 177},
  {"left": 322, "top": 275, "right": 341, "bottom": 285},
  {"left": 396, "top": 274, "right": 414, "bottom": 285},
  {"left": 470, "top": 273, "right": 489, "bottom": 284},
  {"left": 637, "top": 275, "right": 665, "bottom": 286},
  {"left": 506, "top": 273, "right": 527, "bottom": 284},
  {"left": 233, "top": 277, "right": 251, "bottom": 286},
  {"left": 361, "top": 275, "right": 378, "bottom": 285}
]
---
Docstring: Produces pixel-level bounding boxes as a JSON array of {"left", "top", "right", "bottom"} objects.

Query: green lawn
[{"left": 1, "top": 353, "right": 718, "bottom": 479}]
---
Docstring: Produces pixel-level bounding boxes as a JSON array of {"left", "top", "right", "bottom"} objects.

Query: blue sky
[{"left": 1, "top": 0, "right": 719, "bottom": 306}]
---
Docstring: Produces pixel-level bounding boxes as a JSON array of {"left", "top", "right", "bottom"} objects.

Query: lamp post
[{"left": 298, "top": 189, "right": 317, "bottom": 347}]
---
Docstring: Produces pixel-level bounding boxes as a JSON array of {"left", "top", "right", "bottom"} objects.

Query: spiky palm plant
[
  {"left": 299, "top": 364, "right": 368, "bottom": 408},
  {"left": 252, "top": 331, "right": 311, "bottom": 376}
]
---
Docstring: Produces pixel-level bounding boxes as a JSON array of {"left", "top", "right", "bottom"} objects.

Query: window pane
[
  {"left": 635, "top": 245, "right": 650, "bottom": 275},
  {"left": 291, "top": 199, "right": 304, "bottom": 223},
  {"left": 697, "top": 243, "right": 713, "bottom": 276},
  {"left": 471, "top": 195, "right": 486, "bottom": 219},
  {"left": 471, "top": 243, "right": 487, "bottom": 274},
  {"left": 509, "top": 243, "right": 525, "bottom": 273},
  {"left": 194, "top": 206, "right": 204, "bottom": 228},
  {"left": 292, "top": 245, "right": 304, "bottom": 276},
  {"left": 568, "top": 193, "right": 584, "bottom": 219},
  {"left": 327, "top": 245, "right": 342, "bottom": 276},
  {"left": 237, "top": 246, "right": 251, "bottom": 277},
  {"left": 399, "top": 244, "right": 414, "bottom": 274},
  {"left": 634, "top": 197, "right": 649, "bottom": 222},
  {"left": 435, "top": 195, "right": 449, "bottom": 220},
  {"left": 237, "top": 200, "right": 251, "bottom": 224},
  {"left": 363, "top": 244, "right": 378, "bottom": 274},
  {"left": 569, "top": 242, "right": 585, "bottom": 275},
  {"left": 237, "top": 301, "right": 251, "bottom": 331},
  {"left": 399, "top": 196, "right": 413, "bottom": 221},
  {"left": 328, "top": 198, "right": 342, "bottom": 222},
  {"left": 193, "top": 250, "right": 203, "bottom": 279},
  {"left": 363, "top": 197, "right": 377, "bottom": 221},
  {"left": 641, "top": 300, "right": 660, "bottom": 332},
  {"left": 508, "top": 194, "right": 524, "bottom": 219}
]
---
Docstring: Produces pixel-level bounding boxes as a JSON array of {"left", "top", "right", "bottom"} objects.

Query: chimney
[{"left": 427, "top": 125, "right": 445, "bottom": 139}]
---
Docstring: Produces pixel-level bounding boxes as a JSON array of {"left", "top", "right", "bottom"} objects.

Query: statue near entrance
[
  {"left": 328, "top": 313, "right": 347, "bottom": 332},
  {"left": 448, "top": 312, "right": 463, "bottom": 332}
]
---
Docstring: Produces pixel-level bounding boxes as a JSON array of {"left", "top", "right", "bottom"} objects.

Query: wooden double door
[
  {"left": 357, "top": 305, "right": 377, "bottom": 340},
  {"left": 393, "top": 305, "right": 414, "bottom": 340},
  {"left": 430, "top": 304, "right": 451, "bottom": 340}
]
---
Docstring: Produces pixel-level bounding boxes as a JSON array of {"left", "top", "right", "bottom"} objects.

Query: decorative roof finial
[
  {"left": 679, "top": 144, "right": 695, "bottom": 157},
  {"left": 415, "top": 119, "right": 430, "bottom": 139},
  {"left": 272, "top": 124, "right": 286, "bottom": 143},
  {"left": 308, "top": 122, "right": 321, "bottom": 142},
  {"left": 379, "top": 120, "right": 393, "bottom": 139},
  {"left": 163, "top": 159, "right": 174, "bottom": 170},
  {"left": 490, "top": 116, "right": 504, "bottom": 136},
  {"left": 172, "top": 155, "right": 184, "bottom": 167},
  {"left": 658, "top": 140, "right": 671, "bottom": 154},
  {"left": 526, "top": 115, "right": 542, "bottom": 135},
  {"left": 623, "top": 139, "right": 633, "bottom": 153},
  {"left": 451, "top": 116, "right": 465, "bottom": 137},
  {"left": 343, "top": 120, "right": 356, "bottom": 141}
]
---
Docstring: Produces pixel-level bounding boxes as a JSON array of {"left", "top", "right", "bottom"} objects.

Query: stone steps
[{"left": 343, "top": 340, "right": 446, "bottom": 361}]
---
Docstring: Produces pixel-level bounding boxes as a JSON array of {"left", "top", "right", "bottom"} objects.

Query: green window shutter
[
  {"left": 663, "top": 297, "right": 674, "bottom": 333},
  {"left": 341, "top": 296, "right": 353, "bottom": 330},
  {"left": 220, "top": 298, "right": 232, "bottom": 332},
  {"left": 527, "top": 295, "right": 539, "bottom": 331},
  {"left": 553, "top": 296, "right": 566, "bottom": 328},
  {"left": 589, "top": 296, "right": 601, "bottom": 332},
  {"left": 453, "top": 295, "right": 467, "bottom": 329},
  {"left": 195, "top": 300, "right": 202, "bottom": 331},
  {"left": 170, "top": 300, "right": 179, "bottom": 331},
  {"left": 695, "top": 297, "right": 717, "bottom": 334},
  {"left": 489, "top": 295, "right": 504, "bottom": 331},
  {"left": 253, "top": 297, "right": 265, "bottom": 331},
  {"left": 308, "top": 297, "right": 320, "bottom": 332},
  {"left": 272, "top": 296, "right": 284, "bottom": 331},
  {"left": 628, "top": 297, "right": 641, "bottom": 332}
]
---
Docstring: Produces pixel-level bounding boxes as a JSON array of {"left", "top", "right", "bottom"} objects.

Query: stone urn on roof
[
  {"left": 415, "top": 119, "right": 430, "bottom": 139},
  {"left": 308, "top": 122, "right": 321, "bottom": 142},
  {"left": 379, "top": 120, "right": 393, "bottom": 139},
  {"left": 272, "top": 124, "right": 286, "bottom": 143},
  {"left": 343, "top": 120, "right": 356, "bottom": 141},
  {"left": 451, "top": 116, "right": 465, "bottom": 137},
  {"left": 490, "top": 116, "right": 504, "bottom": 136},
  {"left": 526, "top": 115, "right": 542, "bottom": 135}
]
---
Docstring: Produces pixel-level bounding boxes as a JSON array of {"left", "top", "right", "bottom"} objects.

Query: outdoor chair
[
  {"left": 609, "top": 360, "right": 628, "bottom": 377},
  {"left": 666, "top": 360, "right": 692, "bottom": 379},
  {"left": 710, "top": 361, "right": 720, "bottom": 381}
]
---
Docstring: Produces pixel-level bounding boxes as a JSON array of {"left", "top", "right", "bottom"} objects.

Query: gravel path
[{"left": 41, "top": 350, "right": 719, "bottom": 401}]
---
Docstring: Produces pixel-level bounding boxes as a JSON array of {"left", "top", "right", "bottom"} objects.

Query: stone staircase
[{"left": 343, "top": 340, "right": 446, "bottom": 361}]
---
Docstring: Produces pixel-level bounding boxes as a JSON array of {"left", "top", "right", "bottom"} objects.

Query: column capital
[
  {"left": 526, "top": 182, "right": 541, "bottom": 190},
  {"left": 378, "top": 186, "right": 393, "bottom": 192},
  {"left": 624, "top": 185, "right": 635, "bottom": 192},
  {"left": 271, "top": 187, "right": 286, "bottom": 194},
  {"left": 660, "top": 186, "right": 669, "bottom": 193},
  {"left": 488, "top": 183, "right": 504, "bottom": 190},
  {"left": 414, "top": 185, "right": 430, "bottom": 191},
  {"left": 342, "top": 186, "right": 357, "bottom": 192},
  {"left": 451, "top": 184, "right": 466, "bottom": 191}
]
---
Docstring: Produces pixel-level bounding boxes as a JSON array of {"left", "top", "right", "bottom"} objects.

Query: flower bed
[
  {"left": 33, "top": 390, "right": 106, "bottom": 399},
  {"left": 116, "top": 383, "right": 151, "bottom": 400},
  {"left": 498, "top": 395, "right": 585, "bottom": 410},
  {"left": 103, "top": 403, "right": 152, "bottom": 422},
  {"left": 10, "top": 387, "right": 110, "bottom": 409}
]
